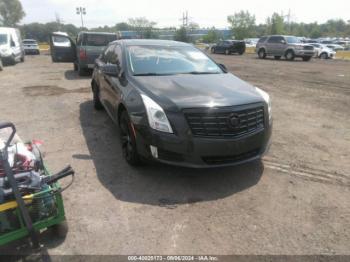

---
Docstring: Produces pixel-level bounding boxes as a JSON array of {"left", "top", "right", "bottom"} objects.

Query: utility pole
[
  {"left": 76, "top": 7, "right": 86, "bottom": 29},
  {"left": 180, "top": 11, "right": 189, "bottom": 28}
]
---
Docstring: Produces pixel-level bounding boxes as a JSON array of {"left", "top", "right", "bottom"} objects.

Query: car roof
[
  {"left": 113, "top": 39, "right": 192, "bottom": 47},
  {"left": 79, "top": 31, "right": 117, "bottom": 35}
]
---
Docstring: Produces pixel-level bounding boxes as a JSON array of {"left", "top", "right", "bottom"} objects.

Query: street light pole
[{"left": 76, "top": 7, "right": 86, "bottom": 29}]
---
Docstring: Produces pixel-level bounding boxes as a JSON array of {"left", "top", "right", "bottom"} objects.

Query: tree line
[
  {"left": 1, "top": 0, "right": 349, "bottom": 43},
  {"left": 227, "top": 11, "right": 350, "bottom": 40}
]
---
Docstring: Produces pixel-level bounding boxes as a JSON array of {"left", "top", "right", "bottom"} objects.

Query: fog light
[{"left": 150, "top": 145, "right": 158, "bottom": 158}]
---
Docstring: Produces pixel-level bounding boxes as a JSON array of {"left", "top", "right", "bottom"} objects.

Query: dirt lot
[{"left": 0, "top": 53, "right": 349, "bottom": 256}]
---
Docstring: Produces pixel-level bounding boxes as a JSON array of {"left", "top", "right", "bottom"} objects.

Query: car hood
[{"left": 132, "top": 73, "right": 264, "bottom": 111}]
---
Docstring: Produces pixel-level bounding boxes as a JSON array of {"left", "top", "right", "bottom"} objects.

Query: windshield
[
  {"left": 285, "top": 36, "right": 301, "bottom": 44},
  {"left": 127, "top": 45, "right": 223, "bottom": 76},
  {"left": 0, "top": 34, "right": 8, "bottom": 45},
  {"left": 84, "top": 34, "right": 117, "bottom": 46}
]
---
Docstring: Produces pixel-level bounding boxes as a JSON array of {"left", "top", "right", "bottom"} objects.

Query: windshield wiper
[
  {"left": 133, "top": 73, "right": 174, "bottom": 76},
  {"left": 182, "top": 71, "right": 221, "bottom": 75}
]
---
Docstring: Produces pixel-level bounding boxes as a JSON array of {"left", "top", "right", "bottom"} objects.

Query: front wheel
[
  {"left": 92, "top": 82, "right": 103, "bottom": 110},
  {"left": 285, "top": 50, "right": 295, "bottom": 61},
  {"left": 258, "top": 49, "right": 266, "bottom": 59},
  {"left": 211, "top": 48, "right": 215, "bottom": 54},
  {"left": 320, "top": 53, "right": 328, "bottom": 59},
  {"left": 119, "top": 111, "right": 141, "bottom": 166},
  {"left": 20, "top": 55, "right": 25, "bottom": 62},
  {"left": 0, "top": 58, "right": 3, "bottom": 71},
  {"left": 302, "top": 56, "right": 312, "bottom": 61}
]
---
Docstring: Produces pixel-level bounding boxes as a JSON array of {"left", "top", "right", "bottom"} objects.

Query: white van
[{"left": 0, "top": 27, "right": 25, "bottom": 65}]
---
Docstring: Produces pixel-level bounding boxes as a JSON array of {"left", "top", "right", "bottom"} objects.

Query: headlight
[
  {"left": 255, "top": 87, "right": 272, "bottom": 122},
  {"left": 0, "top": 48, "right": 11, "bottom": 56},
  {"left": 141, "top": 94, "right": 173, "bottom": 133}
]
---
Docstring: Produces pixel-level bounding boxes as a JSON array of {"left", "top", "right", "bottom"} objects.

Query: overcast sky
[{"left": 21, "top": 0, "right": 350, "bottom": 28}]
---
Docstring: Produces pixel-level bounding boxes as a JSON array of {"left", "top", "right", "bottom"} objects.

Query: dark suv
[
  {"left": 91, "top": 39, "right": 272, "bottom": 168},
  {"left": 50, "top": 31, "right": 118, "bottom": 75},
  {"left": 256, "top": 35, "right": 315, "bottom": 61},
  {"left": 211, "top": 40, "right": 246, "bottom": 55}
]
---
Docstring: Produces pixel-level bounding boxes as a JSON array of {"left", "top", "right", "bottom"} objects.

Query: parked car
[
  {"left": 310, "top": 43, "right": 336, "bottom": 59},
  {"left": 326, "top": 44, "right": 345, "bottom": 51},
  {"left": 211, "top": 40, "right": 246, "bottom": 55},
  {"left": 0, "top": 27, "right": 25, "bottom": 65},
  {"left": 256, "top": 35, "right": 315, "bottom": 61},
  {"left": 89, "top": 39, "right": 272, "bottom": 167},
  {"left": 23, "top": 39, "right": 40, "bottom": 55},
  {"left": 244, "top": 38, "right": 259, "bottom": 48},
  {"left": 49, "top": 31, "right": 118, "bottom": 76}
]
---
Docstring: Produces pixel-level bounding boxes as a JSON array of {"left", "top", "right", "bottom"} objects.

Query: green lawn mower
[{"left": 0, "top": 122, "right": 74, "bottom": 248}]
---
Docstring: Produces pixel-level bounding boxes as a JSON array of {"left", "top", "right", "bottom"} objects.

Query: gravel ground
[{"left": 0, "top": 53, "right": 349, "bottom": 256}]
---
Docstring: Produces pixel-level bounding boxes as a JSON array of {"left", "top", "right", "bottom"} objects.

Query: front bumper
[{"left": 133, "top": 116, "right": 272, "bottom": 168}]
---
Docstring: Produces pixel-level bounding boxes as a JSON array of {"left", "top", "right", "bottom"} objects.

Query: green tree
[
  {"left": 227, "top": 11, "right": 256, "bottom": 39},
  {"left": 128, "top": 17, "right": 157, "bottom": 38},
  {"left": 174, "top": 26, "right": 190, "bottom": 42},
  {"left": 266, "top": 13, "right": 284, "bottom": 35},
  {"left": 0, "top": 0, "right": 25, "bottom": 26},
  {"left": 202, "top": 28, "right": 222, "bottom": 43},
  {"left": 115, "top": 22, "right": 132, "bottom": 31}
]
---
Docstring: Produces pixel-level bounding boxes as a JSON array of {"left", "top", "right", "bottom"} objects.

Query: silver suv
[{"left": 256, "top": 35, "right": 315, "bottom": 61}]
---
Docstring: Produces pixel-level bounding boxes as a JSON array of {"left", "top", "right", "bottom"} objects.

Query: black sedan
[
  {"left": 211, "top": 40, "right": 246, "bottom": 55},
  {"left": 91, "top": 40, "right": 272, "bottom": 168}
]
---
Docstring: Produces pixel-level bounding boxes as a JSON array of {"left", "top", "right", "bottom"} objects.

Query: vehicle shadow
[
  {"left": 254, "top": 57, "right": 311, "bottom": 62},
  {"left": 64, "top": 70, "right": 91, "bottom": 80},
  {"left": 79, "top": 101, "right": 264, "bottom": 207}
]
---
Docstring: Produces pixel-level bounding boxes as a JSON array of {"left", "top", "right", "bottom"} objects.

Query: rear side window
[
  {"left": 83, "top": 34, "right": 117, "bottom": 47},
  {"left": 268, "top": 36, "right": 284, "bottom": 43}
]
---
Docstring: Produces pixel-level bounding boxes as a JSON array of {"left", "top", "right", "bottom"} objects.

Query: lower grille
[
  {"left": 158, "top": 149, "right": 184, "bottom": 162},
  {"left": 202, "top": 149, "right": 260, "bottom": 165},
  {"left": 184, "top": 104, "right": 265, "bottom": 138}
]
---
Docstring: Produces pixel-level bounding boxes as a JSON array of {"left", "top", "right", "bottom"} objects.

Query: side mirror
[
  {"left": 218, "top": 63, "right": 228, "bottom": 73},
  {"left": 102, "top": 64, "right": 119, "bottom": 77}
]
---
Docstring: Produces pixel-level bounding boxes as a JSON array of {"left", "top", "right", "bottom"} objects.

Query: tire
[
  {"left": 225, "top": 49, "right": 230, "bottom": 55},
  {"left": 78, "top": 63, "right": 88, "bottom": 76},
  {"left": 211, "top": 48, "right": 215, "bottom": 54},
  {"left": 285, "top": 50, "right": 295, "bottom": 61},
  {"left": 302, "top": 56, "right": 312, "bottom": 61},
  {"left": 9, "top": 54, "right": 16, "bottom": 65},
  {"left": 0, "top": 59, "right": 3, "bottom": 71},
  {"left": 20, "top": 55, "right": 25, "bottom": 62},
  {"left": 92, "top": 82, "right": 104, "bottom": 110},
  {"left": 274, "top": 56, "right": 281, "bottom": 60},
  {"left": 320, "top": 52, "right": 328, "bottom": 59},
  {"left": 74, "top": 63, "right": 78, "bottom": 71},
  {"left": 119, "top": 110, "right": 141, "bottom": 166},
  {"left": 238, "top": 51, "right": 244, "bottom": 55},
  {"left": 258, "top": 49, "right": 266, "bottom": 59}
]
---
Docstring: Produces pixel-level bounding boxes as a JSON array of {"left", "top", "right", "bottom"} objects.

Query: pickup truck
[{"left": 50, "top": 31, "right": 118, "bottom": 76}]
